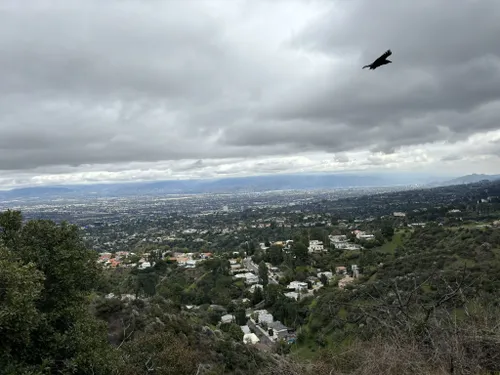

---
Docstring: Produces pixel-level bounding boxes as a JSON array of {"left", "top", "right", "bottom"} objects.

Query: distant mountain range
[
  {"left": 0, "top": 172, "right": 498, "bottom": 200},
  {"left": 427, "top": 173, "right": 500, "bottom": 188},
  {"left": 0, "top": 172, "right": 421, "bottom": 200}
]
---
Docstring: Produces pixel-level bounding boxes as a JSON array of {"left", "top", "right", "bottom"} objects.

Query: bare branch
[{"left": 117, "top": 318, "right": 135, "bottom": 350}]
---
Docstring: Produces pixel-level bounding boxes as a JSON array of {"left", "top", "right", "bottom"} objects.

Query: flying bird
[{"left": 362, "top": 49, "right": 393, "bottom": 70}]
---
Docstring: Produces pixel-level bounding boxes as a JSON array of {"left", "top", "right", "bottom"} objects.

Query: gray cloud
[
  {"left": 256, "top": 0, "right": 500, "bottom": 150},
  {"left": 0, "top": 0, "right": 499, "bottom": 185}
]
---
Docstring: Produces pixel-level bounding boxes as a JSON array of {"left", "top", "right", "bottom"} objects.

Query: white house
[
  {"left": 244, "top": 274, "right": 259, "bottom": 285},
  {"left": 268, "top": 321, "right": 289, "bottom": 340},
  {"left": 243, "top": 333, "right": 260, "bottom": 345},
  {"left": 221, "top": 314, "right": 235, "bottom": 324},
  {"left": 355, "top": 231, "right": 375, "bottom": 240},
  {"left": 234, "top": 272, "right": 259, "bottom": 285},
  {"left": 254, "top": 309, "right": 274, "bottom": 324},
  {"left": 287, "top": 281, "right": 308, "bottom": 292},
  {"left": 284, "top": 291, "right": 299, "bottom": 300},
  {"left": 329, "top": 235, "right": 347, "bottom": 243},
  {"left": 317, "top": 271, "right": 333, "bottom": 280},
  {"left": 138, "top": 261, "right": 152, "bottom": 270},
  {"left": 308, "top": 240, "right": 324, "bottom": 253}
]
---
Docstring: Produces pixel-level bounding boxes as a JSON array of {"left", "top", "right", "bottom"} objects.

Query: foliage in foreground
[
  {"left": 3, "top": 208, "right": 500, "bottom": 375},
  {"left": 0, "top": 210, "right": 272, "bottom": 375}
]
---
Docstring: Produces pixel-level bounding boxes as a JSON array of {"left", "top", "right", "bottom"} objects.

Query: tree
[
  {"left": 309, "top": 227, "right": 326, "bottom": 241},
  {"left": 0, "top": 247, "right": 44, "bottom": 369},
  {"left": 251, "top": 286, "right": 264, "bottom": 305},
  {"left": 246, "top": 241, "right": 256, "bottom": 256},
  {"left": 0, "top": 209, "right": 22, "bottom": 251},
  {"left": 0, "top": 211, "right": 116, "bottom": 374},
  {"left": 225, "top": 323, "right": 244, "bottom": 342},
  {"left": 148, "top": 249, "right": 162, "bottom": 263},
  {"left": 259, "top": 261, "right": 269, "bottom": 287},
  {"left": 381, "top": 224, "right": 395, "bottom": 241},
  {"left": 235, "top": 307, "right": 247, "bottom": 326},
  {"left": 264, "top": 284, "right": 282, "bottom": 307},
  {"left": 137, "top": 269, "right": 158, "bottom": 297},
  {"left": 268, "top": 245, "right": 284, "bottom": 265},
  {"left": 320, "top": 274, "right": 329, "bottom": 286},
  {"left": 292, "top": 242, "right": 309, "bottom": 265}
]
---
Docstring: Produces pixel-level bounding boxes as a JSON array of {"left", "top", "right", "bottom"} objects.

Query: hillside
[
  {"left": 289, "top": 225, "right": 500, "bottom": 374},
  {"left": 2, "top": 180, "right": 500, "bottom": 375},
  {"left": 428, "top": 173, "right": 500, "bottom": 188}
]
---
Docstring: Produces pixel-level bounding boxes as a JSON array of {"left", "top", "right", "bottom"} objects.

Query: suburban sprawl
[{"left": 2, "top": 177, "right": 500, "bottom": 374}]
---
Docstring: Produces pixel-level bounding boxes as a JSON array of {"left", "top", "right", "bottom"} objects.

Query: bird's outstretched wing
[{"left": 372, "top": 49, "right": 392, "bottom": 66}]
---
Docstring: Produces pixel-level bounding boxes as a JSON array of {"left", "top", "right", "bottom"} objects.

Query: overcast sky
[{"left": 1, "top": 0, "right": 500, "bottom": 188}]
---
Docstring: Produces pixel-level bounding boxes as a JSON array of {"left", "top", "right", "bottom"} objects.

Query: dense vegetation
[
  {"left": 0, "top": 210, "right": 270, "bottom": 375},
  {"left": 289, "top": 225, "right": 500, "bottom": 374}
]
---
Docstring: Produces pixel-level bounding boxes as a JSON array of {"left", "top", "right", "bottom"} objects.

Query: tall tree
[
  {"left": 235, "top": 307, "right": 247, "bottom": 326},
  {"left": 251, "top": 286, "right": 264, "bottom": 305},
  {"left": 320, "top": 274, "right": 329, "bottom": 286},
  {"left": 381, "top": 224, "right": 395, "bottom": 241},
  {"left": 268, "top": 245, "right": 284, "bottom": 265},
  {"left": 0, "top": 246, "right": 44, "bottom": 371},
  {"left": 258, "top": 261, "right": 269, "bottom": 287},
  {"left": 292, "top": 242, "right": 309, "bottom": 265}
]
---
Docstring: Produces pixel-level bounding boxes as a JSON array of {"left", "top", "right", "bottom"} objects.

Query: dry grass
[{"left": 261, "top": 302, "right": 500, "bottom": 375}]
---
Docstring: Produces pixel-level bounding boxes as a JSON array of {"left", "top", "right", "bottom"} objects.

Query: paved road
[
  {"left": 247, "top": 318, "right": 275, "bottom": 347},
  {"left": 243, "top": 257, "right": 278, "bottom": 285}
]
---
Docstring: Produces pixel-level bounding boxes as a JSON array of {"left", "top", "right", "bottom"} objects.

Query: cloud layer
[{"left": 0, "top": 0, "right": 499, "bottom": 187}]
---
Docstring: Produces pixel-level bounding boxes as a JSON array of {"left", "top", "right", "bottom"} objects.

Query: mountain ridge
[
  {"left": 0, "top": 172, "right": 424, "bottom": 199},
  {"left": 1, "top": 171, "right": 498, "bottom": 200},
  {"left": 427, "top": 173, "right": 500, "bottom": 187}
]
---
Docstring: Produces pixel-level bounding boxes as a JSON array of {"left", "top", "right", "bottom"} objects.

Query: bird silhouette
[{"left": 362, "top": 49, "right": 393, "bottom": 70}]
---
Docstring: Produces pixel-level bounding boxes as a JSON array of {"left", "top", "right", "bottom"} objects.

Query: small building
[
  {"left": 287, "top": 281, "right": 308, "bottom": 292},
  {"left": 308, "top": 240, "right": 324, "bottom": 253},
  {"left": 317, "top": 271, "right": 333, "bottom": 279},
  {"left": 221, "top": 314, "right": 235, "bottom": 324},
  {"left": 234, "top": 272, "right": 259, "bottom": 285},
  {"left": 284, "top": 291, "right": 299, "bottom": 300},
  {"left": 138, "top": 261, "right": 152, "bottom": 270},
  {"left": 243, "top": 333, "right": 260, "bottom": 345},
  {"left": 254, "top": 309, "right": 274, "bottom": 324},
  {"left": 245, "top": 274, "right": 259, "bottom": 285},
  {"left": 268, "top": 321, "right": 289, "bottom": 340}
]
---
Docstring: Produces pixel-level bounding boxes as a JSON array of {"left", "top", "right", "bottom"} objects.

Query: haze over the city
[{"left": 1, "top": 0, "right": 500, "bottom": 188}]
